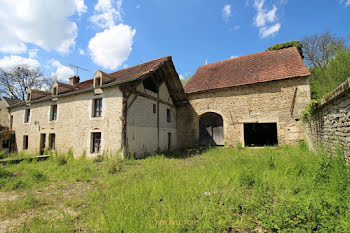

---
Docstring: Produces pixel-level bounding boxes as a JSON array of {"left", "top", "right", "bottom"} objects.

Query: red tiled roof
[
  {"left": 184, "top": 47, "right": 310, "bottom": 94},
  {"left": 3, "top": 97, "right": 23, "bottom": 106},
  {"left": 56, "top": 81, "right": 75, "bottom": 90},
  {"left": 108, "top": 56, "right": 170, "bottom": 82},
  {"left": 74, "top": 56, "right": 170, "bottom": 91},
  {"left": 8, "top": 56, "right": 173, "bottom": 107}
]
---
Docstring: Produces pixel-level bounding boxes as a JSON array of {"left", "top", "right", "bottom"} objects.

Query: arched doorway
[{"left": 199, "top": 112, "right": 224, "bottom": 146}]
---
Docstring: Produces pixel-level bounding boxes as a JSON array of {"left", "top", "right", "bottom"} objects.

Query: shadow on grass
[{"left": 161, "top": 146, "right": 213, "bottom": 159}]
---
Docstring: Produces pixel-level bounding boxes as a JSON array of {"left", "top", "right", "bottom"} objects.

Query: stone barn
[
  {"left": 4, "top": 47, "right": 312, "bottom": 158},
  {"left": 177, "top": 47, "right": 311, "bottom": 148}
]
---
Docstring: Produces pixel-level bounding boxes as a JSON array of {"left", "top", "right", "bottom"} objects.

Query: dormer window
[
  {"left": 53, "top": 87, "right": 58, "bottom": 96},
  {"left": 94, "top": 77, "right": 101, "bottom": 87},
  {"left": 27, "top": 93, "right": 31, "bottom": 101}
]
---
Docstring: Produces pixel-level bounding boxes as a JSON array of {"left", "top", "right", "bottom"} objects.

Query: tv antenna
[{"left": 69, "top": 64, "right": 90, "bottom": 76}]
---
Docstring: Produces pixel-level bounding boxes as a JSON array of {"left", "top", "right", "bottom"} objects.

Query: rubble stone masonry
[{"left": 306, "top": 78, "right": 350, "bottom": 161}]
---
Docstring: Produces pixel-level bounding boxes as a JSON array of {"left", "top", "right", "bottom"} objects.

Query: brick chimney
[{"left": 69, "top": 75, "right": 80, "bottom": 85}]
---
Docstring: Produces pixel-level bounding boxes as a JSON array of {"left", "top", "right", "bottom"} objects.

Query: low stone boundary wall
[{"left": 306, "top": 78, "right": 350, "bottom": 161}]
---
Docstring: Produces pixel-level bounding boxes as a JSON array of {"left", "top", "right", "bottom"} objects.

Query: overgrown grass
[{"left": 1, "top": 145, "right": 350, "bottom": 232}]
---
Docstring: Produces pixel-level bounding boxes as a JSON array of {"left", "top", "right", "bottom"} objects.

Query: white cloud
[
  {"left": 88, "top": 0, "right": 135, "bottom": 70},
  {"left": 230, "top": 55, "right": 238, "bottom": 59},
  {"left": 79, "top": 49, "right": 86, "bottom": 55},
  {"left": 340, "top": 0, "right": 350, "bottom": 7},
  {"left": 88, "top": 24, "right": 136, "bottom": 70},
  {"left": 74, "top": 0, "right": 88, "bottom": 15},
  {"left": 0, "top": 0, "right": 87, "bottom": 54},
  {"left": 136, "top": 4, "right": 141, "bottom": 9},
  {"left": 28, "top": 49, "right": 39, "bottom": 58},
  {"left": 49, "top": 59, "right": 75, "bottom": 82},
  {"left": 253, "top": 0, "right": 281, "bottom": 38},
  {"left": 0, "top": 42, "right": 27, "bottom": 54},
  {"left": 90, "top": 0, "right": 123, "bottom": 29},
  {"left": 233, "top": 25, "right": 241, "bottom": 31},
  {"left": 0, "top": 55, "right": 40, "bottom": 70},
  {"left": 260, "top": 23, "right": 281, "bottom": 38},
  {"left": 222, "top": 5, "right": 232, "bottom": 21}
]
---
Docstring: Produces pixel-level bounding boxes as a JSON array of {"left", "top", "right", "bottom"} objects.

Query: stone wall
[
  {"left": 10, "top": 85, "right": 123, "bottom": 158},
  {"left": 177, "top": 77, "right": 311, "bottom": 148},
  {"left": 127, "top": 82, "right": 177, "bottom": 157},
  {"left": 0, "top": 98, "right": 9, "bottom": 129},
  {"left": 306, "top": 78, "right": 350, "bottom": 161}
]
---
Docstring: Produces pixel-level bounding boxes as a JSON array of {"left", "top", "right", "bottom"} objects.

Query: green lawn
[{"left": 1, "top": 144, "right": 350, "bottom": 232}]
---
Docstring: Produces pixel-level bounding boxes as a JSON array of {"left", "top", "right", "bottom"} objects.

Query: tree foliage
[
  {"left": 266, "top": 41, "right": 304, "bottom": 58},
  {"left": 302, "top": 31, "right": 346, "bottom": 69},
  {"left": 180, "top": 75, "right": 192, "bottom": 86},
  {"left": 0, "top": 64, "right": 53, "bottom": 101},
  {"left": 309, "top": 49, "right": 350, "bottom": 99}
]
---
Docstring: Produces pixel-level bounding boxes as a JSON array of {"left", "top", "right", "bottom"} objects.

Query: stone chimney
[{"left": 69, "top": 75, "right": 80, "bottom": 85}]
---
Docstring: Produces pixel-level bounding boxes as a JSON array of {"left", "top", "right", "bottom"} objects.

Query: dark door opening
[
  {"left": 40, "top": 133, "right": 46, "bottom": 155},
  {"left": 199, "top": 112, "right": 224, "bottom": 146},
  {"left": 244, "top": 123, "right": 278, "bottom": 147}
]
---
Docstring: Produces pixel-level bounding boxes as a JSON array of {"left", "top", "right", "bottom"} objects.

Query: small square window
[
  {"left": 24, "top": 109, "right": 30, "bottom": 123},
  {"left": 167, "top": 109, "right": 171, "bottom": 122},
  {"left": 50, "top": 104, "right": 57, "bottom": 121},
  {"left": 93, "top": 98, "right": 103, "bottom": 117},
  {"left": 92, "top": 132, "right": 101, "bottom": 153},
  {"left": 23, "top": 135, "right": 29, "bottom": 150},
  {"left": 153, "top": 104, "right": 156, "bottom": 114},
  {"left": 49, "top": 134, "right": 56, "bottom": 150},
  {"left": 2, "top": 139, "right": 9, "bottom": 149}
]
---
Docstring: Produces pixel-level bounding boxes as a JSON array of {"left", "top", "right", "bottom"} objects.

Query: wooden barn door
[{"left": 199, "top": 112, "right": 224, "bottom": 146}]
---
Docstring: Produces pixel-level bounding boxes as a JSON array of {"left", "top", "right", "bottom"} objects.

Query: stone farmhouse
[
  {"left": 0, "top": 97, "right": 20, "bottom": 152},
  {"left": 4, "top": 47, "right": 311, "bottom": 158}
]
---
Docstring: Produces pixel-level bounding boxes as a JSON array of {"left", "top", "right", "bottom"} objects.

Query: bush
[
  {"left": 301, "top": 100, "right": 319, "bottom": 122},
  {"left": 0, "top": 167, "right": 12, "bottom": 179},
  {"left": 108, "top": 159, "right": 123, "bottom": 174}
]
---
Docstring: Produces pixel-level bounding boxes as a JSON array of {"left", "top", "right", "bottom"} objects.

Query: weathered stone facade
[
  {"left": 126, "top": 82, "right": 177, "bottom": 157},
  {"left": 10, "top": 86, "right": 123, "bottom": 158},
  {"left": 177, "top": 77, "right": 311, "bottom": 147},
  {"left": 0, "top": 98, "right": 9, "bottom": 129},
  {"left": 306, "top": 78, "right": 350, "bottom": 161}
]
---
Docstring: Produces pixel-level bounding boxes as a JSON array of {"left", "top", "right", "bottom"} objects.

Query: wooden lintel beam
[{"left": 133, "top": 90, "right": 175, "bottom": 108}]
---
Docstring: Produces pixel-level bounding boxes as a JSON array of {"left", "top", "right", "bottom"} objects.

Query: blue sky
[{"left": 0, "top": 0, "right": 349, "bottom": 83}]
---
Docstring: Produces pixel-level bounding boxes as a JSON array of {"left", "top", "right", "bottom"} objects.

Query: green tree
[
  {"left": 180, "top": 75, "right": 192, "bottom": 86},
  {"left": 266, "top": 41, "right": 303, "bottom": 58},
  {"left": 309, "top": 49, "right": 350, "bottom": 99}
]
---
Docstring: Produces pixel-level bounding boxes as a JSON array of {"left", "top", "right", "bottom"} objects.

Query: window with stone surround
[
  {"left": 91, "top": 132, "right": 101, "bottom": 153},
  {"left": 50, "top": 104, "right": 57, "bottom": 121},
  {"left": 23, "top": 135, "right": 29, "bottom": 150},
  {"left": 24, "top": 109, "right": 30, "bottom": 123},
  {"left": 93, "top": 98, "right": 103, "bottom": 117}
]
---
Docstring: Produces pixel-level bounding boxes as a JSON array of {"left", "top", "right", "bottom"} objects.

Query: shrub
[
  {"left": 236, "top": 142, "right": 243, "bottom": 150},
  {"left": 0, "top": 167, "right": 12, "bottom": 179},
  {"left": 108, "top": 158, "right": 123, "bottom": 174},
  {"left": 301, "top": 100, "right": 319, "bottom": 122},
  {"left": 298, "top": 139, "right": 308, "bottom": 151}
]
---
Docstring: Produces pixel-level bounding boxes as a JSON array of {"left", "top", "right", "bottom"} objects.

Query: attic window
[
  {"left": 95, "top": 77, "right": 101, "bottom": 87},
  {"left": 27, "top": 93, "right": 31, "bottom": 101},
  {"left": 143, "top": 78, "right": 158, "bottom": 93},
  {"left": 53, "top": 87, "right": 58, "bottom": 96}
]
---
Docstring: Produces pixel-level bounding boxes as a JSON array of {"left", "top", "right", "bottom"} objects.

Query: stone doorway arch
[{"left": 199, "top": 112, "right": 224, "bottom": 146}]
